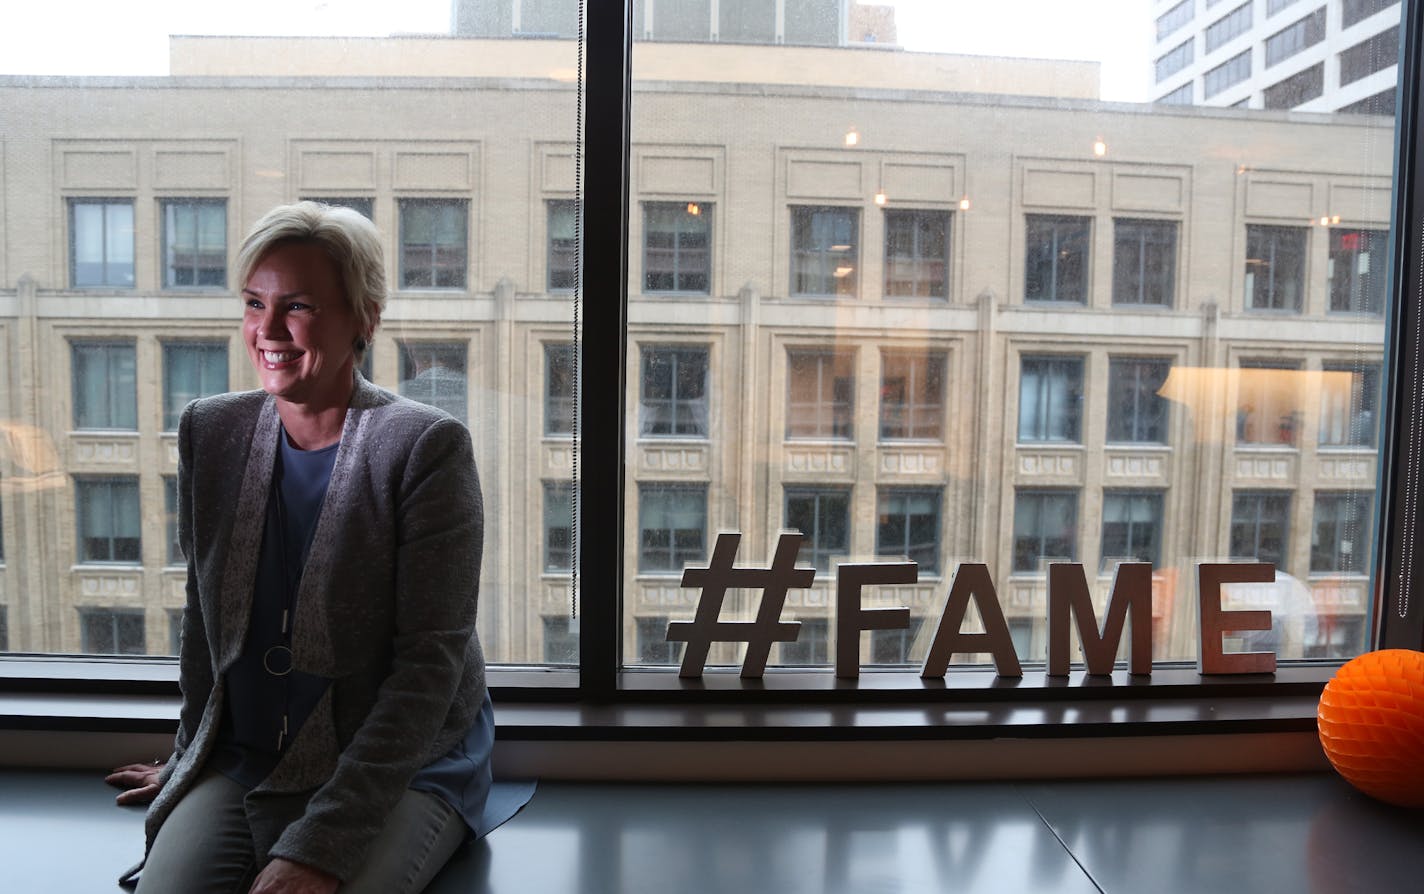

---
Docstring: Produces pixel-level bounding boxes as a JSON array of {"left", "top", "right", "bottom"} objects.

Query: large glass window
[
  {"left": 1264, "top": 7, "right": 1326, "bottom": 67},
  {"left": 1107, "top": 358, "right": 1170, "bottom": 444},
  {"left": 162, "top": 342, "right": 228, "bottom": 431},
  {"left": 644, "top": 202, "right": 711, "bottom": 294},
  {"left": 1312, "top": 491, "right": 1373, "bottom": 574},
  {"left": 1156, "top": 40, "right": 1194, "bottom": 83},
  {"left": 785, "top": 487, "right": 851, "bottom": 575},
  {"left": 69, "top": 199, "right": 134, "bottom": 287},
  {"left": 1342, "top": 0, "right": 1401, "bottom": 30},
  {"left": 884, "top": 209, "right": 950, "bottom": 299},
  {"left": 1100, "top": 491, "right": 1164, "bottom": 570},
  {"left": 1024, "top": 215, "right": 1089, "bottom": 304},
  {"left": 398, "top": 342, "right": 468, "bottom": 424},
  {"left": 639, "top": 484, "right": 707, "bottom": 574},
  {"left": 1205, "top": 4, "right": 1253, "bottom": 55},
  {"left": 1013, "top": 490, "right": 1078, "bottom": 572},
  {"left": 1245, "top": 225, "right": 1308, "bottom": 311},
  {"left": 161, "top": 199, "right": 226, "bottom": 288},
  {"left": 1019, "top": 356, "right": 1084, "bottom": 443},
  {"left": 1230, "top": 491, "right": 1293, "bottom": 571},
  {"left": 79, "top": 608, "right": 145, "bottom": 656},
  {"left": 1112, "top": 218, "right": 1176, "bottom": 307},
  {"left": 879, "top": 350, "right": 945, "bottom": 441},
  {"left": 791, "top": 206, "right": 858, "bottom": 298},
  {"left": 640, "top": 346, "right": 709, "bottom": 438},
  {"left": 1340, "top": 28, "right": 1401, "bottom": 86},
  {"left": 1263, "top": 63, "right": 1325, "bottom": 109},
  {"left": 1329, "top": 228, "right": 1388, "bottom": 314},
  {"left": 876, "top": 487, "right": 941, "bottom": 575},
  {"left": 399, "top": 199, "right": 468, "bottom": 289},
  {"left": 1204, "top": 49, "right": 1253, "bottom": 98},
  {"left": 71, "top": 342, "right": 137, "bottom": 431},
  {"left": 786, "top": 350, "right": 854, "bottom": 440},
  {"left": 1156, "top": 0, "right": 1194, "bottom": 41},
  {"left": 75, "top": 477, "right": 141, "bottom": 564}
]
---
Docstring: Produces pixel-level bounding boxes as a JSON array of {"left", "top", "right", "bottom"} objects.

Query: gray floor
[{"left": 1, "top": 770, "right": 1420, "bottom": 893}]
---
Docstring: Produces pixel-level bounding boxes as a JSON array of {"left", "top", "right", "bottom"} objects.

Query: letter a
[{"left": 921, "top": 563, "right": 1023, "bottom": 678}]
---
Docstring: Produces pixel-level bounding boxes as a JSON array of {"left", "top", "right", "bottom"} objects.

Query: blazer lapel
[{"left": 215, "top": 395, "right": 281, "bottom": 670}]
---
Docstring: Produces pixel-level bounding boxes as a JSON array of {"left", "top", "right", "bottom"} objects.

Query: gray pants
[{"left": 136, "top": 769, "right": 466, "bottom": 894}]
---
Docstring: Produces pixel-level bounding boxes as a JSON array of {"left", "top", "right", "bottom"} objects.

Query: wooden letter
[
  {"left": 1047, "top": 563, "right": 1153, "bottom": 676},
  {"left": 1198, "top": 563, "right": 1277, "bottom": 675},
  {"left": 921, "top": 563, "right": 1024, "bottom": 678},
  {"left": 834, "top": 562, "right": 916, "bottom": 679}
]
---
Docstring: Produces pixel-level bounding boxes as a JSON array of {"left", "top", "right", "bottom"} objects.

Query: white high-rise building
[{"left": 1151, "top": 0, "right": 1400, "bottom": 114}]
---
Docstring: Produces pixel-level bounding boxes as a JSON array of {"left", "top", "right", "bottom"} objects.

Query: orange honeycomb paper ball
[{"left": 1317, "top": 649, "right": 1424, "bottom": 808}]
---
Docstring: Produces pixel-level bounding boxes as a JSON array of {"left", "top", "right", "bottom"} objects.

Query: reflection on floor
[{"left": 1, "top": 770, "right": 1419, "bottom": 893}]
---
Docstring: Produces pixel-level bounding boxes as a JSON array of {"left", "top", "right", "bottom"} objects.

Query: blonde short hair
[{"left": 236, "top": 202, "right": 386, "bottom": 356}]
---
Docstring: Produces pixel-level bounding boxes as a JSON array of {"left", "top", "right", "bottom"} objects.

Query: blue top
[{"left": 212, "top": 428, "right": 491, "bottom": 835}]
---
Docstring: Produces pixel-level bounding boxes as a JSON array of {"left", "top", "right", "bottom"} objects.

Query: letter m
[{"left": 1047, "top": 563, "right": 1153, "bottom": 676}]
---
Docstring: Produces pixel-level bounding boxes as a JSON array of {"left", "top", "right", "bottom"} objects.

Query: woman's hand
[
  {"left": 105, "top": 761, "right": 165, "bottom": 806},
  {"left": 248, "top": 858, "right": 339, "bottom": 894}
]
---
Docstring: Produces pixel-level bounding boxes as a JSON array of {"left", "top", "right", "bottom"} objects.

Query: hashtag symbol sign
[{"left": 667, "top": 532, "right": 816, "bottom": 678}]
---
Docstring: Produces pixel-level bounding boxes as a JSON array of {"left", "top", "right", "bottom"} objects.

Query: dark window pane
[
  {"left": 400, "top": 199, "right": 468, "bottom": 289},
  {"left": 639, "top": 484, "right": 707, "bottom": 573},
  {"left": 1025, "top": 215, "right": 1089, "bottom": 303},
  {"left": 162, "top": 199, "right": 226, "bottom": 288},
  {"left": 1107, "top": 358, "right": 1171, "bottom": 443},
  {"left": 162, "top": 342, "right": 228, "bottom": 431},
  {"left": 399, "top": 342, "right": 468, "bottom": 424},
  {"left": 1013, "top": 490, "right": 1078, "bottom": 572},
  {"left": 785, "top": 488, "right": 851, "bottom": 574},
  {"left": 1019, "top": 356, "right": 1084, "bottom": 443},
  {"left": 792, "top": 207, "right": 859, "bottom": 297},
  {"left": 640, "top": 346, "right": 709, "bottom": 437},
  {"left": 1245, "top": 225, "right": 1307, "bottom": 311}
]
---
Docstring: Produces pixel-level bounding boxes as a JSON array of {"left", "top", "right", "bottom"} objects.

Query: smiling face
[{"left": 242, "top": 240, "right": 365, "bottom": 411}]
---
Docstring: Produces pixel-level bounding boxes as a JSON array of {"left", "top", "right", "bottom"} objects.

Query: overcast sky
[{"left": 0, "top": 0, "right": 1151, "bottom": 100}]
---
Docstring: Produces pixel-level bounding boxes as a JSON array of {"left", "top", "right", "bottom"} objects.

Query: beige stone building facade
[{"left": 0, "top": 37, "right": 1393, "bottom": 670}]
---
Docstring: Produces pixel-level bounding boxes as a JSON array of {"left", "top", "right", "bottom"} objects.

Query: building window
[
  {"left": 884, "top": 209, "right": 950, "bottom": 299},
  {"left": 1204, "top": 49, "right": 1252, "bottom": 98},
  {"left": 162, "top": 342, "right": 228, "bottom": 431},
  {"left": 1268, "top": 0, "right": 1303, "bottom": 15},
  {"left": 719, "top": 0, "right": 775, "bottom": 43},
  {"left": 785, "top": 487, "right": 851, "bottom": 574},
  {"left": 1100, "top": 491, "right": 1165, "bottom": 571},
  {"left": 1018, "top": 356, "right": 1084, "bottom": 443},
  {"left": 161, "top": 199, "right": 226, "bottom": 288},
  {"left": 636, "top": 616, "right": 683, "bottom": 664},
  {"left": 1340, "top": 28, "right": 1401, "bottom": 86},
  {"left": 1265, "top": 8, "right": 1327, "bottom": 67},
  {"left": 548, "top": 200, "right": 579, "bottom": 291},
  {"left": 791, "top": 206, "right": 859, "bottom": 298},
  {"left": 1342, "top": 0, "right": 1400, "bottom": 30},
  {"left": 76, "top": 477, "right": 141, "bottom": 564},
  {"left": 398, "top": 342, "right": 468, "bottom": 424},
  {"left": 1237, "top": 360, "right": 1304, "bottom": 447},
  {"left": 1320, "top": 362, "right": 1380, "bottom": 448},
  {"left": 1155, "top": 39, "right": 1194, "bottom": 83},
  {"left": 399, "top": 199, "right": 468, "bottom": 289},
  {"left": 650, "top": 0, "right": 712, "bottom": 41},
  {"left": 0, "top": 605, "right": 7, "bottom": 652},
  {"left": 1156, "top": 0, "right": 1194, "bottom": 41},
  {"left": 786, "top": 350, "right": 854, "bottom": 440},
  {"left": 302, "top": 197, "right": 373, "bottom": 219},
  {"left": 1245, "top": 225, "right": 1307, "bottom": 311},
  {"left": 545, "top": 343, "right": 576, "bottom": 436},
  {"left": 1312, "top": 491, "right": 1373, "bottom": 574},
  {"left": 71, "top": 342, "right": 137, "bottom": 431},
  {"left": 1205, "top": 3, "right": 1253, "bottom": 55},
  {"left": 69, "top": 198, "right": 134, "bottom": 287},
  {"left": 1024, "top": 215, "right": 1089, "bottom": 304},
  {"left": 638, "top": 484, "right": 707, "bottom": 574},
  {"left": 542, "top": 617, "right": 578, "bottom": 664},
  {"left": 879, "top": 350, "right": 946, "bottom": 441},
  {"left": 1339, "top": 87, "right": 1397, "bottom": 116},
  {"left": 518, "top": 0, "right": 578, "bottom": 36},
  {"left": 1013, "top": 490, "right": 1078, "bottom": 573},
  {"left": 870, "top": 619, "right": 923, "bottom": 665},
  {"left": 167, "top": 609, "right": 183, "bottom": 656},
  {"left": 1263, "top": 63, "right": 1325, "bottom": 109},
  {"left": 1330, "top": 229, "right": 1389, "bottom": 315},
  {"left": 1230, "top": 491, "right": 1293, "bottom": 571},
  {"left": 644, "top": 202, "right": 711, "bottom": 293},
  {"left": 784, "top": 0, "right": 839, "bottom": 46},
  {"left": 79, "top": 608, "right": 145, "bottom": 656},
  {"left": 163, "top": 476, "right": 182, "bottom": 565},
  {"left": 1112, "top": 218, "right": 1177, "bottom": 307},
  {"left": 779, "top": 617, "right": 829, "bottom": 665},
  {"left": 1157, "top": 83, "right": 1193, "bottom": 105},
  {"left": 640, "top": 346, "right": 709, "bottom": 438},
  {"left": 1107, "top": 357, "right": 1171, "bottom": 444},
  {"left": 876, "top": 487, "right": 941, "bottom": 575},
  {"left": 544, "top": 481, "right": 573, "bottom": 573}
]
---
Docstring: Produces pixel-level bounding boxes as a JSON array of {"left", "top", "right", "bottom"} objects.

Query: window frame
[
  {"left": 883, "top": 208, "right": 951, "bottom": 300},
  {"left": 790, "top": 205, "right": 860, "bottom": 298},
  {"left": 1024, "top": 214, "right": 1090, "bottom": 305},
  {"left": 638, "top": 344, "right": 710, "bottom": 439},
  {"left": 160, "top": 197, "right": 227, "bottom": 290},
  {"left": 67, "top": 197, "right": 135, "bottom": 289},
  {"left": 398, "top": 197, "right": 470, "bottom": 290},
  {"left": 642, "top": 201, "right": 712, "bottom": 295},
  {"left": 4, "top": 0, "right": 1424, "bottom": 768}
]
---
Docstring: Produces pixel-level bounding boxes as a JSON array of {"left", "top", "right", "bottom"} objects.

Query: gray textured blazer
[{"left": 141, "top": 375, "right": 486, "bottom": 881}]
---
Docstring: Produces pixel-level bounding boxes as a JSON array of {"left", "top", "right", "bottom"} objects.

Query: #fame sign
[{"left": 667, "top": 532, "right": 1281, "bottom": 680}]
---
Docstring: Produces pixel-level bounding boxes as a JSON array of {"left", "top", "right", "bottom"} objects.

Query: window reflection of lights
[
  {"left": 959, "top": 196, "right": 971, "bottom": 211},
  {"left": 844, "top": 128, "right": 859, "bottom": 146},
  {"left": 833, "top": 266, "right": 854, "bottom": 278},
  {"left": 1093, "top": 138, "right": 1107, "bottom": 157},
  {"left": 830, "top": 244, "right": 852, "bottom": 252},
  {"left": 686, "top": 202, "right": 701, "bottom": 216},
  {"left": 874, "top": 191, "right": 887, "bottom": 206}
]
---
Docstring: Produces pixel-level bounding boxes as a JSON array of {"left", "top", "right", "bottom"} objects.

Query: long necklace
[{"left": 262, "top": 475, "right": 296, "bottom": 752}]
